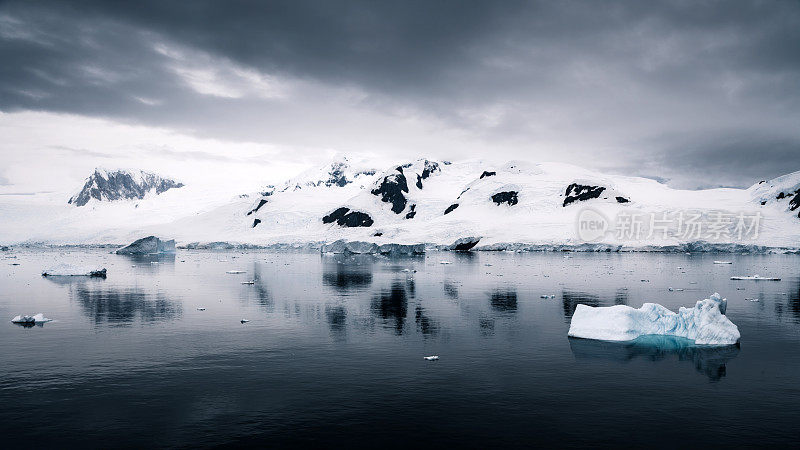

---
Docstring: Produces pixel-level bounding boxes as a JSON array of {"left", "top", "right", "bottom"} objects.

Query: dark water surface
[{"left": 1, "top": 249, "right": 799, "bottom": 448}]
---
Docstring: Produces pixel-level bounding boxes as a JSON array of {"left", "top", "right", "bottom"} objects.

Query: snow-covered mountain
[
  {"left": 68, "top": 169, "right": 184, "bottom": 206},
  {"left": 2, "top": 158, "right": 800, "bottom": 250}
]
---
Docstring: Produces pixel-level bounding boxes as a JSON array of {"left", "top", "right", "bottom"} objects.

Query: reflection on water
[
  {"left": 325, "top": 304, "right": 347, "bottom": 336},
  {"left": 67, "top": 281, "right": 181, "bottom": 325},
  {"left": 489, "top": 289, "right": 517, "bottom": 312},
  {"left": 443, "top": 281, "right": 459, "bottom": 299},
  {"left": 775, "top": 278, "right": 800, "bottom": 323},
  {"left": 561, "top": 289, "right": 628, "bottom": 322},
  {"left": 371, "top": 282, "right": 408, "bottom": 334},
  {"left": 322, "top": 255, "right": 373, "bottom": 292},
  {"left": 569, "top": 335, "right": 741, "bottom": 381},
  {"left": 414, "top": 305, "right": 439, "bottom": 336}
]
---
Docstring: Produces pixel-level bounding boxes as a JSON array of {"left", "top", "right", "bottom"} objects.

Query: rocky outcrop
[
  {"left": 322, "top": 207, "right": 374, "bottom": 227},
  {"left": 69, "top": 169, "right": 183, "bottom": 206},
  {"left": 450, "top": 237, "right": 481, "bottom": 251},
  {"left": 115, "top": 236, "right": 176, "bottom": 254},
  {"left": 480, "top": 171, "right": 496, "bottom": 179},
  {"left": 444, "top": 203, "right": 459, "bottom": 215},
  {"left": 563, "top": 183, "right": 605, "bottom": 206},
  {"left": 246, "top": 199, "right": 268, "bottom": 216},
  {"left": 492, "top": 191, "right": 518, "bottom": 206},
  {"left": 252, "top": 218, "right": 261, "bottom": 228},
  {"left": 371, "top": 168, "right": 409, "bottom": 213}
]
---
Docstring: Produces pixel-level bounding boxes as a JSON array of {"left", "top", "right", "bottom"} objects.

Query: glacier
[{"left": 567, "top": 293, "right": 740, "bottom": 346}]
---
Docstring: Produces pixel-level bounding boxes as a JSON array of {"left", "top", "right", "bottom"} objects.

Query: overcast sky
[{"left": 1, "top": 0, "right": 799, "bottom": 194}]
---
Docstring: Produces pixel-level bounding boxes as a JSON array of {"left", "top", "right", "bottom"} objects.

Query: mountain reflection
[
  {"left": 775, "top": 278, "right": 800, "bottom": 323},
  {"left": 322, "top": 255, "right": 373, "bottom": 292},
  {"left": 561, "top": 289, "right": 628, "bottom": 322},
  {"left": 325, "top": 304, "right": 347, "bottom": 336},
  {"left": 569, "top": 336, "right": 741, "bottom": 381},
  {"left": 490, "top": 289, "right": 517, "bottom": 312},
  {"left": 371, "top": 282, "right": 408, "bottom": 334},
  {"left": 70, "top": 283, "right": 181, "bottom": 326}
]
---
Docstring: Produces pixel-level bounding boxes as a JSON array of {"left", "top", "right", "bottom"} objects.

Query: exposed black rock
[
  {"left": 252, "top": 218, "right": 261, "bottom": 228},
  {"left": 69, "top": 169, "right": 184, "bottom": 206},
  {"left": 246, "top": 198, "right": 268, "bottom": 216},
  {"left": 416, "top": 174, "right": 423, "bottom": 189},
  {"left": 563, "top": 183, "right": 606, "bottom": 207},
  {"left": 323, "top": 207, "right": 350, "bottom": 224},
  {"left": 615, "top": 196, "right": 630, "bottom": 203},
  {"left": 405, "top": 204, "right": 417, "bottom": 219},
  {"left": 480, "top": 171, "right": 496, "bottom": 179},
  {"left": 492, "top": 191, "right": 518, "bottom": 206},
  {"left": 761, "top": 201, "right": 767, "bottom": 205},
  {"left": 451, "top": 236, "right": 480, "bottom": 251},
  {"left": 789, "top": 191, "right": 799, "bottom": 211},
  {"left": 444, "top": 203, "right": 459, "bottom": 215},
  {"left": 371, "top": 169, "right": 409, "bottom": 214},
  {"left": 373, "top": 232, "right": 383, "bottom": 237},
  {"left": 322, "top": 207, "right": 374, "bottom": 227},
  {"left": 420, "top": 160, "right": 440, "bottom": 180}
]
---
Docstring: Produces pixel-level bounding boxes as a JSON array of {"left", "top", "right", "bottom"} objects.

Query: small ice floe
[
  {"left": 689, "top": 281, "right": 698, "bottom": 284},
  {"left": 714, "top": 261, "right": 732, "bottom": 264},
  {"left": 439, "top": 261, "right": 452, "bottom": 265},
  {"left": 240, "top": 319, "right": 250, "bottom": 323},
  {"left": 668, "top": 287, "right": 684, "bottom": 292},
  {"left": 226, "top": 270, "right": 246, "bottom": 274},
  {"left": 540, "top": 295, "right": 555, "bottom": 299},
  {"left": 241, "top": 280, "right": 255, "bottom": 285},
  {"left": 568, "top": 292, "right": 739, "bottom": 345},
  {"left": 196, "top": 307, "right": 206, "bottom": 311},
  {"left": 423, "top": 355, "right": 439, "bottom": 361},
  {"left": 484, "top": 263, "right": 492, "bottom": 267},
  {"left": 42, "top": 264, "right": 106, "bottom": 278},
  {"left": 150, "top": 262, "right": 159, "bottom": 265},
  {"left": 640, "top": 279, "right": 650, "bottom": 282},
  {"left": 730, "top": 275, "right": 781, "bottom": 281},
  {"left": 745, "top": 298, "right": 760, "bottom": 302},
  {"left": 736, "top": 287, "right": 746, "bottom": 290},
  {"left": 11, "top": 313, "right": 52, "bottom": 325}
]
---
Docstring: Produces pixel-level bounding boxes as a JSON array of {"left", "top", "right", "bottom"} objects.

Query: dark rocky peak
[
  {"left": 480, "top": 171, "right": 496, "bottom": 179},
  {"left": 68, "top": 169, "right": 183, "bottom": 206},
  {"left": 372, "top": 168, "right": 409, "bottom": 214}
]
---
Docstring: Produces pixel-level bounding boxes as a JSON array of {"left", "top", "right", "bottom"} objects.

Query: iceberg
[
  {"left": 42, "top": 264, "right": 107, "bottom": 277},
  {"left": 116, "top": 236, "right": 176, "bottom": 255},
  {"left": 730, "top": 275, "right": 781, "bottom": 281},
  {"left": 11, "top": 313, "right": 53, "bottom": 325},
  {"left": 567, "top": 293, "right": 740, "bottom": 345}
]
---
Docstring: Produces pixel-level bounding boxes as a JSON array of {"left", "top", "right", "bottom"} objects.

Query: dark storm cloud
[{"left": 1, "top": 0, "right": 799, "bottom": 187}]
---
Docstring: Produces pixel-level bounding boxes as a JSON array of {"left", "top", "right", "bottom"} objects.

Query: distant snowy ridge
[
  {"left": 3, "top": 157, "right": 800, "bottom": 248},
  {"left": 68, "top": 168, "right": 184, "bottom": 206}
]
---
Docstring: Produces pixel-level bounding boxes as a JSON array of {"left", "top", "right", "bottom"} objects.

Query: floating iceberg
[
  {"left": 713, "top": 261, "right": 732, "bottom": 264},
  {"left": 42, "top": 264, "right": 107, "bottom": 277},
  {"left": 730, "top": 275, "right": 781, "bottom": 281},
  {"left": 423, "top": 355, "right": 439, "bottom": 361},
  {"left": 116, "top": 236, "right": 176, "bottom": 255},
  {"left": 568, "top": 293, "right": 740, "bottom": 346},
  {"left": 11, "top": 313, "right": 53, "bottom": 325}
]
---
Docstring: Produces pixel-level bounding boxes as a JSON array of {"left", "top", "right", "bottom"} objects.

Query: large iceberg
[
  {"left": 568, "top": 293, "right": 740, "bottom": 345},
  {"left": 116, "top": 236, "right": 176, "bottom": 255},
  {"left": 11, "top": 313, "right": 53, "bottom": 325}
]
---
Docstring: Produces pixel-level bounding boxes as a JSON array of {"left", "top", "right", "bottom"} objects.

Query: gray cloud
[{"left": 1, "top": 0, "right": 799, "bottom": 188}]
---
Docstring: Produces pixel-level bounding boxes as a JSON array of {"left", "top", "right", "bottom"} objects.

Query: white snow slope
[{"left": 1, "top": 158, "right": 799, "bottom": 250}]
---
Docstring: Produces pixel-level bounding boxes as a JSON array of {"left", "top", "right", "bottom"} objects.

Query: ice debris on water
[
  {"left": 745, "top": 298, "right": 759, "bottom": 302},
  {"left": 241, "top": 280, "right": 255, "bottom": 285},
  {"left": 240, "top": 319, "right": 250, "bottom": 323},
  {"left": 197, "top": 307, "right": 206, "bottom": 311},
  {"left": 730, "top": 275, "right": 781, "bottom": 281},
  {"left": 568, "top": 292, "right": 740, "bottom": 346},
  {"left": 540, "top": 295, "right": 555, "bottom": 299},
  {"left": 423, "top": 355, "right": 439, "bottom": 361},
  {"left": 440, "top": 261, "right": 452, "bottom": 265},
  {"left": 713, "top": 261, "right": 732, "bottom": 264},
  {"left": 42, "top": 264, "right": 106, "bottom": 277},
  {"left": 11, "top": 313, "right": 52, "bottom": 324},
  {"left": 226, "top": 270, "right": 246, "bottom": 274}
]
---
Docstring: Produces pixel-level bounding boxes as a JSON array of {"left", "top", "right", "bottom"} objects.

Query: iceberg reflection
[{"left": 568, "top": 335, "right": 740, "bottom": 381}]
